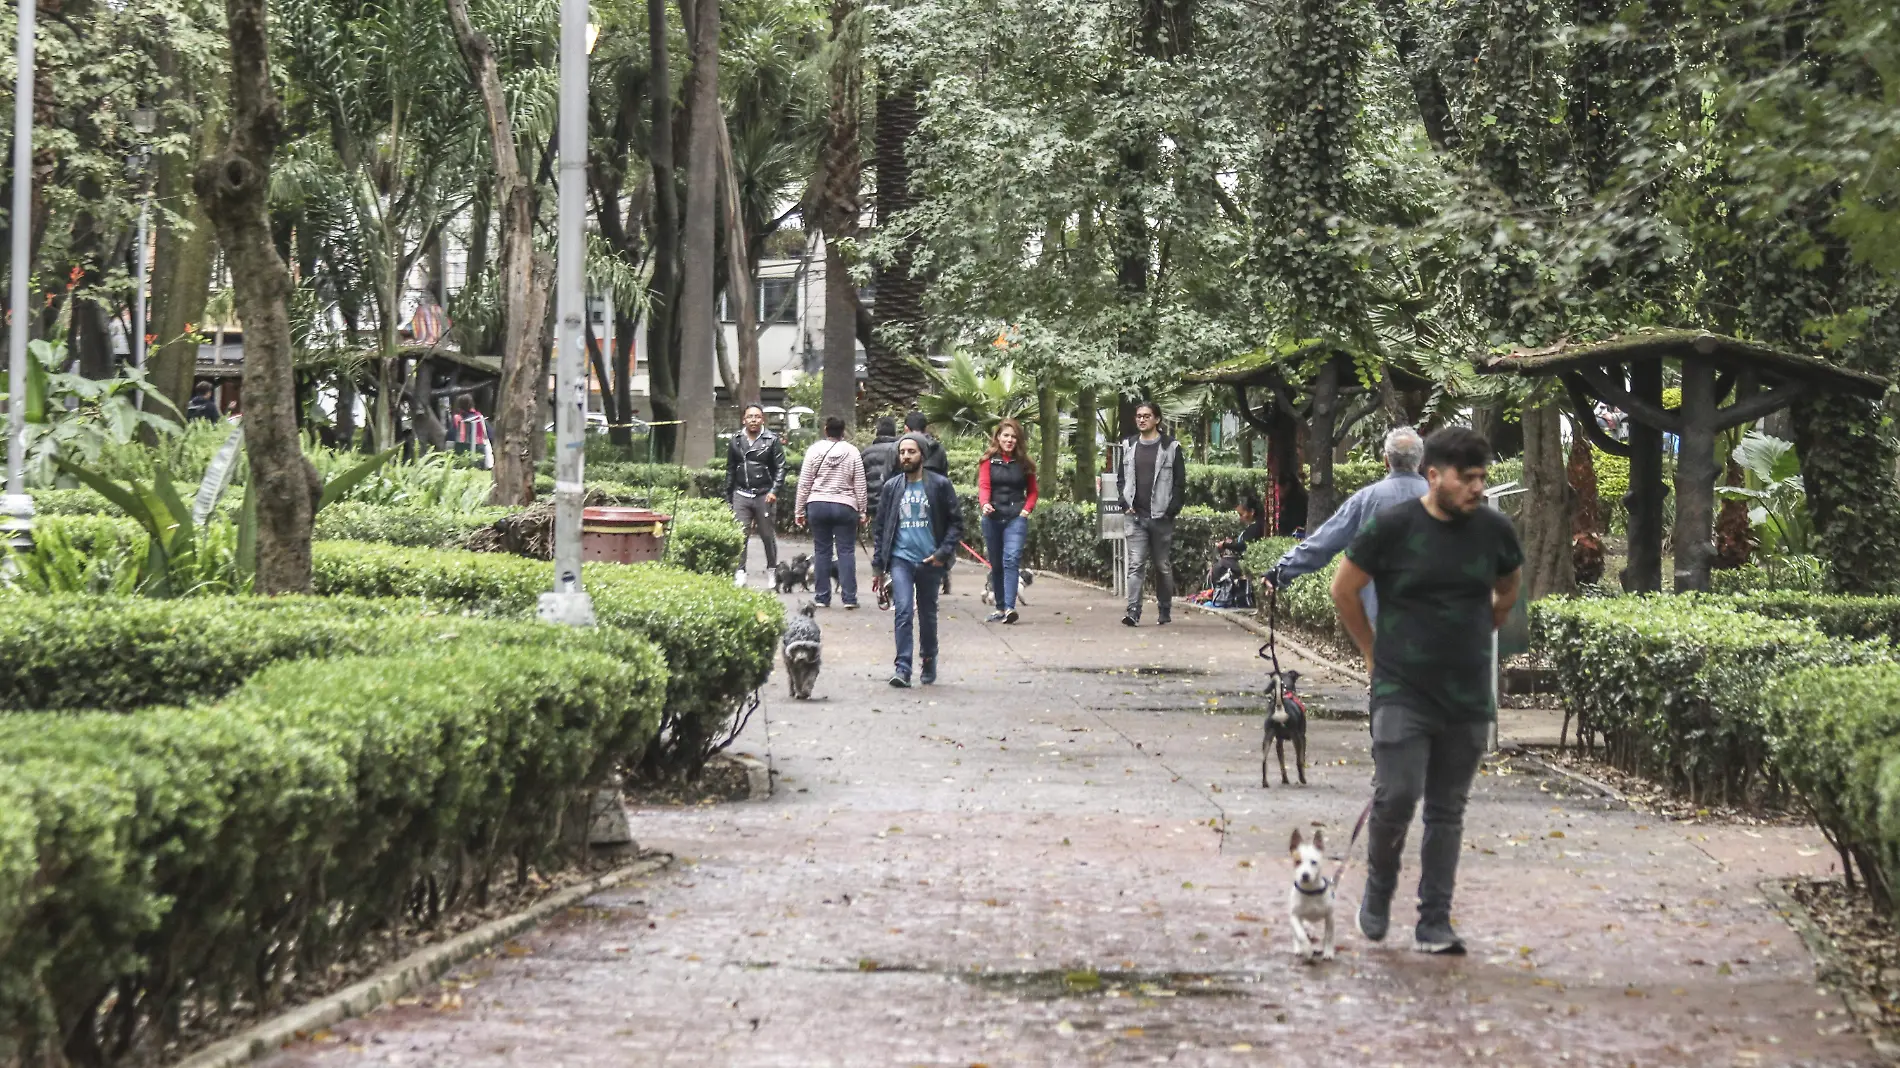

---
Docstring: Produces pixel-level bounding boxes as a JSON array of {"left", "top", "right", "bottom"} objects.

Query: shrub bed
[
  {"left": 310, "top": 542, "right": 781, "bottom": 777},
  {"left": 314, "top": 501, "right": 512, "bottom": 549},
  {"left": 1717, "top": 592, "right": 1900, "bottom": 644},
  {"left": 959, "top": 498, "right": 1246, "bottom": 590},
  {"left": 1532, "top": 597, "right": 1883, "bottom": 808},
  {"left": 0, "top": 622, "right": 664, "bottom": 1064},
  {"left": 1763, "top": 664, "right": 1900, "bottom": 915}
]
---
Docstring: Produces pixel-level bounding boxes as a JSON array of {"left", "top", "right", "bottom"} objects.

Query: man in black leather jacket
[{"left": 725, "top": 404, "right": 786, "bottom": 572}]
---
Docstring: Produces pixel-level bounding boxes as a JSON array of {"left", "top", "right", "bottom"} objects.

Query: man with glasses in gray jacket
[{"left": 1118, "top": 401, "right": 1187, "bottom": 627}]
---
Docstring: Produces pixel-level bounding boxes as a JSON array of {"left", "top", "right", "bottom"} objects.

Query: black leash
[{"left": 1257, "top": 579, "right": 1281, "bottom": 675}]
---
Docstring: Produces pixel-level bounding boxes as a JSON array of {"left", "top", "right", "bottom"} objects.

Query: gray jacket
[{"left": 1117, "top": 434, "right": 1186, "bottom": 520}]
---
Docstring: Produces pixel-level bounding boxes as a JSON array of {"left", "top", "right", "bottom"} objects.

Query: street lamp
[
  {"left": 131, "top": 108, "right": 157, "bottom": 386},
  {"left": 4, "top": 0, "right": 38, "bottom": 555},
  {"left": 535, "top": 0, "right": 596, "bottom": 627}
]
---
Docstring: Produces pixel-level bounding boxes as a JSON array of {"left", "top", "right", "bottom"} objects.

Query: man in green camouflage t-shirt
[{"left": 1331, "top": 426, "right": 1523, "bottom": 954}]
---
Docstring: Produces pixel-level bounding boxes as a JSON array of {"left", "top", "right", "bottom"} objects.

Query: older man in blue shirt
[{"left": 1266, "top": 427, "right": 1427, "bottom": 623}]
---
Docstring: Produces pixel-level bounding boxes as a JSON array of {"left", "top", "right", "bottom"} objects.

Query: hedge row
[
  {"left": 314, "top": 502, "right": 512, "bottom": 549},
  {"left": 310, "top": 541, "right": 782, "bottom": 776},
  {"left": 1532, "top": 597, "right": 1884, "bottom": 809},
  {"left": 1763, "top": 665, "right": 1900, "bottom": 914},
  {"left": 0, "top": 609, "right": 665, "bottom": 1064},
  {"left": 960, "top": 498, "right": 1249, "bottom": 590}
]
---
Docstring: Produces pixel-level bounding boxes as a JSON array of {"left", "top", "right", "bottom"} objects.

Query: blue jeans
[
  {"left": 982, "top": 513, "right": 1028, "bottom": 611},
  {"left": 889, "top": 556, "right": 943, "bottom": 679},
  {"left": 807, "top": 501, "right": 860, "bottom": 605}
]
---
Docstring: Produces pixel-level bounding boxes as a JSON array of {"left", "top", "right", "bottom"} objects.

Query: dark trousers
[
  {"left": 807, "top": 501, "right": 859, "bottom": 606},
  {"left": 731, "top": 492, "right": 777, "bottom": 569},
  {"left": 1364, "top": 703, "right": 1489, "bottom": 926}
]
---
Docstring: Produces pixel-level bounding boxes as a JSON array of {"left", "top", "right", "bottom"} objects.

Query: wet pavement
[{"left": 259, "top": 547, "right": 1874, "bottom": 1067}]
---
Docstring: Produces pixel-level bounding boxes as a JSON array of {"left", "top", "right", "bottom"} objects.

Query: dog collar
[{"left": 1294, "top": 878, "right": 1331, "bottom": 897}]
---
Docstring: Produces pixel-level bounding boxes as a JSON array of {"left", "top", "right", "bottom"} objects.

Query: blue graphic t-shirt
[{"left": 894, "top": 480, "right": 937, "bottom": 564}]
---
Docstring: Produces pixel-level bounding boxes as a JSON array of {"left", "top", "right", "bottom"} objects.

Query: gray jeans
[
  {"left": 1124, "top": 515, "right": 1174, "bottom": 621},
  {"left": 1364, "top": 703, "right": 1489, "bottom": 927},
  {"left": 731, "top": 493, "right": 778, "bottom": 569}
]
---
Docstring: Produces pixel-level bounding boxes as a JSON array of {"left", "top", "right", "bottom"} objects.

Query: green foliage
[
  {"left": 313, "top": 502, "right": 512, "bottom": 549},
  {"left": 1716, "top": 592, "right": 1900, "bottom": 646},
  {"left": 1707, "top": 556, "right": 1831, "bottom": 595},
  {"left": 917, "top": 351, "right": 1038, "bottom": 438},
  {"left": 308, "top": 542, "right": 783, "bottom": 778},
  {"left": 0, "top": 619, "right": 663, "bottom": 1061},
  {"left": 1532, "top": 596, "right": 1883, "bottom": 809},
  {"left": 2, "top": 341, "right": 183, "bottom": 487},
  {"left": 1717, "top": 431, "right": 1811, "bottom": 556},
  {"left": 1762, "top": 664, "right": 1900, "bottom": 914},
  {"left": 666, "top": 515, "right": 747, "bottom": 576}
]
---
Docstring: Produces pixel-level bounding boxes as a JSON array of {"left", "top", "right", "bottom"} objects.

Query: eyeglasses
[{"left": 1135, "top": 412, "right": 1157, "bottom": 420}]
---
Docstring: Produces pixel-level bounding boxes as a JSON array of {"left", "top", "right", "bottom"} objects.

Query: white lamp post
[
  {"left": 4, "top": 0, "right": 38, "bottom": 554},
  {"left": 536, "top": 0, "right": 597, "bottom": 627}
]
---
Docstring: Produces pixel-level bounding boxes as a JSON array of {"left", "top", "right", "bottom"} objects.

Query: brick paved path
[{"left": 261, "top": 550, "right": 1873, "bottom": 1067}]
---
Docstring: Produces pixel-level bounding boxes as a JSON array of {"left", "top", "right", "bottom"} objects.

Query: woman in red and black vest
[{"left": 977, "top": 417, "right": 1039, "bottom": 624}]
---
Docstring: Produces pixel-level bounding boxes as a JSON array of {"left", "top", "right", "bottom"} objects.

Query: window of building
[{"left": 759, "top": 277, "right": 797, "bottom": 324}]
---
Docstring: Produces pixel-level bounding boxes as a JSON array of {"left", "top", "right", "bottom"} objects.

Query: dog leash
[
  {"left": 1332, "top": 797, "right": 1375, "bottom": 887},
  {"left": 1257, "top": 580, "right": 1281, "bottom": 676}
]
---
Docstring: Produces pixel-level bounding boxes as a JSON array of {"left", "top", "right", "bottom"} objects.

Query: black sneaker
[
  {"left": 1157, "top": 616, "right": 1171, "bottom": 626},
  {"left": 1121, "top": 615, "right": 1139, "bottom": 627},
  {"left": 920, "top": 658, "right": 937, "bottom": 685},
  {"left": 1357, "top": 890, "right": 1390, "bottom": 943},
  {"left": 1003, "top": 609, "right": 1019, "bottom": 624},
  {"left": 1413, "top": 919, "right": 1466, "bottom": 955},
  {"left": 888, "top": 674, "right": 911, "bottom": 689}
]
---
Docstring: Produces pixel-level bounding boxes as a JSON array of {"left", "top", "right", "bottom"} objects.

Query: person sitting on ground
[
  {"left": 1201, "top": 493, "right": 1262, "bottom": 609},
  {"left": 1266, "top": 426, "right": 1427, "bottom": 628},
  {"left": 1213, "top": 491, "right": 1266, "bottom": 561},
  {"left": 185, "top": 381, "right": 221, "bottom": 423}
]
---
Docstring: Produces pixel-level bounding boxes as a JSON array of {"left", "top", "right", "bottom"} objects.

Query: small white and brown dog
[{"left": 1286, "top": 829, "right": 1336, "bottom": 961}]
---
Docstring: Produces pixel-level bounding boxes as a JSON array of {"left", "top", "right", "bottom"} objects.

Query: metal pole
[
  {"left": 536, "top": 0, "right": 594, "bottom": 627},
  {"left": 132, "top": 195, "right": 148, "bottom": 409},
  {"left": 4, "top": 0, "right": 38, "bottom": 554}
]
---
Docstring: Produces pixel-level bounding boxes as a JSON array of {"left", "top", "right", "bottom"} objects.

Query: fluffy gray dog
[{"left": 781, "top": 600, "right": 822, "bottom": 699}]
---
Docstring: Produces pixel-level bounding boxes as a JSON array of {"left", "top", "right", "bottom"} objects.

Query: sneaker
[
  {"left": 1413, "top": 919, "right": 1466, "bottom": 955},
  {"left": 1003, "top": 609, "right": 1019, "bottom": 625},
  {"left": 1121, "top": 615, "right": 1139, "bottom": 627},
  {"left": 920, "top": 658, "right": 937, "bottom": 685},
  {"left": 1157, "top": 616, "right": 1171, "bottom": 626},
  {"left": 844, "top": 602, "right": 860, "bottom": 610},
  {"left": 986, "top": 611, "right": 1007, "bottom": 623},
  {"left": 1356, "top": 890, "right": 1391, "bottom": 943},
  {"left": 814, "top": 600, "right": 831, "bottom": 608},
  {"left": 888, "top": 674, "right": 911, "bottom": 689}
]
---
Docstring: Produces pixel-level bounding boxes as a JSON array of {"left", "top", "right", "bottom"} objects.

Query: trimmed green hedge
[
  {"left": 1763, "top": 664, "right": 1900, "bottom": 914},
  {"left": 0, "top": 626, "right": 664, "bottom": 1063},
  {"left": 1533, "top": 597, "right": 1883, "bottom": 808},
  {"left": 1717, "top": 592, "right": 1900, "bottom": 644},
  {"left": 314, "top": 502, "right": 512, "bottom": 549},
  {"left": 310, "top": 542, "right": 782, "bottom": 777},
  {"left": 958, "top": 498, "right": 1247, "bottom": 589}
]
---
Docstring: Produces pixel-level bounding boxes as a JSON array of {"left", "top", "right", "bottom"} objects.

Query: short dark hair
[
  {"left": 1238, "top": 491, "right": 1262, "bottom": 515},
  {"left": 194, "top": 381, "right": 214, "bottom": 396},
  {"left": 825, "top": 415, "right": 846, "bottom": 439},
  {"left": 1422, "top": 426, "right": 1492, "bottom": 472},
  {"left": 453, "top": 394, "right": 474, "bottom": 412},
  {"left": 1133, "top": 400, "right": 1161, "bottom": 420},
  {"left": 904, "top": 411, "right": 928, "bottom": 433},
  {"left": 744, "top": 403, "right": 765, "bottom": 417},
  {"left": 875, "top": 415, "right": 897, "bottom": 438}
]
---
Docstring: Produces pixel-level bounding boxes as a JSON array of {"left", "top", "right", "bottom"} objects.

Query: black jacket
[
  {"left": 913, "top": 432, "right": 949, "bottom": 476},
  {"left": 871, "top": 470, "right": 964, "bottom": 574},
  {"left": 861, "top": 435, "right": 899, "bottom": 498},
  {"left": 724, "top": 428, "right": 785, "bottom": 498}
]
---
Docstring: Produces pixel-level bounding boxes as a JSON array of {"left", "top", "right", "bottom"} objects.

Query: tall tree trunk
[
  {"left": 196, "top": 0, "right": 318, "bottom": 594},
  {"left": 149, "top": 116, "right": 218, "bottom": 418},
  {"left": 716, "top": 119, "right": 761, "bottom": 409},
  {"left": 676, "top": 0, "right": 721, "bottom": 465},
  {"left": 447, "top": 0, "right": 553, "bottom": 505},
  {"left": 1038, "top": 381, "right": 1059, "bottom": 494},
  {"left": 1520, "top": 398, "right": 1575, "bottom": 600},
  {"left": 612, "top": 309, "right": 636, "bottom": 444},
  {"left": 1567, "top": 426, "right": 1605, "bottom": 586},
  {"left": 645, "top": 0, "right": 681, "bottom": 459},
  {"left": 819, "top": 0, "right": 861, "bottom": 430},
  {"left": 865, "top": 75, "right": 929, "bottom": 414},
  {"left": 1072, "top": 386, "right": 1097, "bottom": 503},
  {"left": 1305, "top": 358, "right": 1340, "bottom": 528}
]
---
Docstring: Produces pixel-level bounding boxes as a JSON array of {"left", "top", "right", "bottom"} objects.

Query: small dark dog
[
  {"left": 775, "top": 553, "right": 813, "bottom": 593},
  {"left": 1261, "top": 669, "right": 1309, "bottom": 787},
  {"left": 781, "top": 601, "right": 822, "bottom": 699}
]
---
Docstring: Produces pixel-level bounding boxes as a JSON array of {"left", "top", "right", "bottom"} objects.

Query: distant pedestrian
[
  {"left": 185, "top": 382, "right": 220, "bottom": 423},
  {"left": 1330, "top": 426, "right": 1522, "bottom": 955},
  {"left": 902, "top": 411, "right": 949, "bottom": 476},
  {"left": 796, "top": 415, "right": 868, "bottom": 609},
  {"left": 725, "top": 403, "right": 786, "bottom": 574},
  {"left": 861, "top": 415, "right": 900, "bottom": 538},
  {"left": 1117, "top": 401, "right": 1186, "bottom": 627},
  {"left": 872, "top": 434, "right": 963, "bottom": 688},
  {"left": 978, "top": 417, "right": 1038, "bottom": 624},
  {"left": 450, "top": 395, "right": 492, "bottom": 469}
]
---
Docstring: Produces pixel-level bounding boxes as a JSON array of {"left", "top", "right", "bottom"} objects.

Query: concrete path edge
[
  {"left": 171, "top": 854, "right": 674, "bottom": 1068},
  {"left": 1759, "top": 878, "right": 1900, "bottom": 1059}
]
